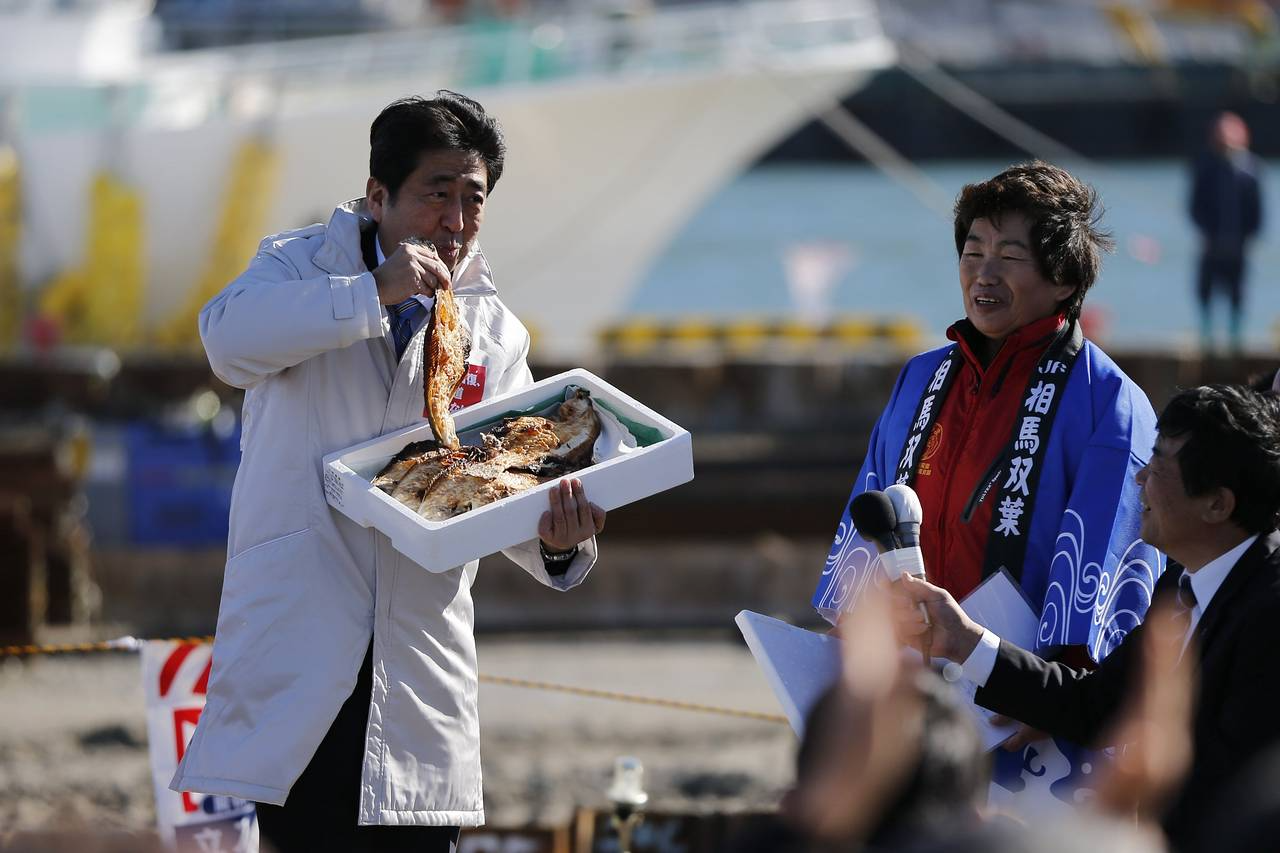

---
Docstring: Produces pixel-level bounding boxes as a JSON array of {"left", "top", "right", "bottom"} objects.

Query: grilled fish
[
  {"left": 371, "top": 440, "right": 441, "bottom": 493},
  {"left": 420, "top": 239, "right": 471, "bottom": 450},
  {"left": 482, "top": 417, "right": 562, "bottom": 463},
  {"left": 547, "top": 389, "right": 601, "bottom": 465},
  {"left": 387, "top": 447, "right": 468, "bottom": 509},
  {"left": 372, "top": 388, "right": 602, "bottom": 521},
  {"left": 418, "top": 460, "right": 543, "bottom": 521},
  {"left": 417, "top": 390, "right": 602, "bottom": 521}
]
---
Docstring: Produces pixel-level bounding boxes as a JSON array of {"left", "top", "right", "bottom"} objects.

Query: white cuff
[
  {"left": 353, "top": 271, "right": 389, "bottom": 339},
  {"left": 960, "top": 629, "right": 1001, "bottom": 687},
  {"left": 544, "top": 536, "right": 597, "bottom": 591},
  {"left": 329, "top": 274, "right": 357, "bottom": 320}
]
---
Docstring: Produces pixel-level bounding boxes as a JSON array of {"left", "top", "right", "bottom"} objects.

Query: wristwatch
[{"left": 539, "top": 541, "right": 579, "bottom": 563}]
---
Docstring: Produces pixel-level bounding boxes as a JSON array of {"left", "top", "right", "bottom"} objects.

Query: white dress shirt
[{"left": 959, "top": 534, "right": 1260, "bottom": 687}]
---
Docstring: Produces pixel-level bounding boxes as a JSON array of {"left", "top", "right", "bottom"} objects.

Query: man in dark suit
[
  {"left": 1190, "top": 112, "right": 1264, "bottom": 355},
  {"left": 897, "top": 383, "right": 1280, "bottom": 849}
]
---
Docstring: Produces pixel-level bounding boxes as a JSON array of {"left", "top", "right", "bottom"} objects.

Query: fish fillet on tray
[
  {"left": 321, "top": 369, "right": 693, "bottom": 572},
  {"left": 374, "top": 388, "right": 602, "bottom": 521}
]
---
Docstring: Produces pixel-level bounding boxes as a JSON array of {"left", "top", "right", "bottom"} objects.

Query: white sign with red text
[{"left": 141, "top": 640, "right": 257, "bottom": 852}]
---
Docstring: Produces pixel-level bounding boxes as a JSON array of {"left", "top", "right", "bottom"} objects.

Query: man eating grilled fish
[{"left": 171, "top": 91, "right": 607, "bottom": 853}]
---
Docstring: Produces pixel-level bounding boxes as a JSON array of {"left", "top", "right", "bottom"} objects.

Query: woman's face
[{"left": 959, "top": 213, "right": 1075, "bottom": 344}]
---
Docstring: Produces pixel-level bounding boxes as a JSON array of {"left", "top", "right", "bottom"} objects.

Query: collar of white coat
[{"left": 312, "top": 198, "right": 498, "bottom": 297}]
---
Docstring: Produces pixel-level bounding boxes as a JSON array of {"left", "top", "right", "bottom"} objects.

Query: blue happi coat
[
  {"left": 813, "top": 336, "right": 1165, "bottom": 807},
  {"left": 814, "top": 338, "right": 1163, "bottom": 661}
]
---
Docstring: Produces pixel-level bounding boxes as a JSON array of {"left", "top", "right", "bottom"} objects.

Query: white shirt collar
[{"left": 1183, "top": 534, "right": 1259, "bottom": 618}]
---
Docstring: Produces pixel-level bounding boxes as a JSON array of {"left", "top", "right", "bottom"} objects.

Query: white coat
[{"left": 170, "top": 199, "right": 596, "bottom": 826}]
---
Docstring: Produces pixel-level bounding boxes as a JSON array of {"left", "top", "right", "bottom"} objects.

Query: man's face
[
  {"left": 1135, "top": 433, "right": 1205, "bottom": 557},
  {"left": 1212, "top": 113, "right": 1248, "bottom": 153},
  {"left": 367, "top": 149, "right": 488, "bottom": 273},
  {"left": 959, "top": 214, "right": 1076, "bottom": 344}
]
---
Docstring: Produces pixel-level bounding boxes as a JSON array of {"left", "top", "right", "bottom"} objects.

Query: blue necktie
[{"left": 388, "top": 298, "right": 426, "bottom": 361}]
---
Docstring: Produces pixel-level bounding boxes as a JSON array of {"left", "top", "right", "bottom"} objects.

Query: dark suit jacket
[
  {"left": 975, "top": 530, "right": 1280, "bottom": 848},
  {"left": 1190, "top": 150, "right": 1263, "bottom": 248}
]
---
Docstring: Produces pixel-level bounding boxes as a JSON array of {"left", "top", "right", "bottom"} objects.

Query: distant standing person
[{"left": 1190, "top": 111, "right": 1264, "bottom": 354}]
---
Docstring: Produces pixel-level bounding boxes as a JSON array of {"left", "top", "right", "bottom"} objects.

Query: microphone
[
  {"left": 850, "top": 488, "right": 931, "bottom": 663},
  {"left": 884, "top": 484, "right": 926, "bottom": 582},
  {"left": 848, "top": 490, "right": 900, "bottom": 556}
]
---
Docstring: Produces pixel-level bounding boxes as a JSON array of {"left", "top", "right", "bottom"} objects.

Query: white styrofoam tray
[{"left": 322, "top": 368, "right": 693, "bottom": 571}]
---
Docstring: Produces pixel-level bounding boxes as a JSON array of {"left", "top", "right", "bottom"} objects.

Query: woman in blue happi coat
[{"left": 813, "top": 162, "right": 1165, "bottom": 811}]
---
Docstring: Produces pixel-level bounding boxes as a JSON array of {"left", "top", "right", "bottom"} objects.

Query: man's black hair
[
  {"left": 369, "top": 91, "right": 505, "bottom": 200},
  {"left": 795, "top": 670, "right": 987, "bottom": 847},
  {"left": 864, "top": 669, "right": 988, "bottom": 845},
  {"left": 1157, "top": 384, "right": 1280, "bottom": 534},
  {"left": 953, "top": 161, "right": 1115, "bottom": 323}
]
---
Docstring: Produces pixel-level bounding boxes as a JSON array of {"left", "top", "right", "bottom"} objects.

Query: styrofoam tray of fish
[{"left": 321, "top": 368, "right": 693, "bottom": 572}]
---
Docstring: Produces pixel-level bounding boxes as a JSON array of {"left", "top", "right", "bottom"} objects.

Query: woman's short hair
[{"left": 953, "top": 161, "right": 1114, "bottom": 322}]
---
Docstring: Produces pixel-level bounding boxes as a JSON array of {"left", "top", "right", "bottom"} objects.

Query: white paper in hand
[
  {"left": 736, "top": 570, "right": 1040, "bottom": 749},
  {"left": 735, "top": 610, "right": 841, "bottom": 736},
  {"left": 958, "top": 568, "right": 1040, "bottom": 649},
  {"left": 952, "top": 568, "right": 1041, "bottom": 750}
]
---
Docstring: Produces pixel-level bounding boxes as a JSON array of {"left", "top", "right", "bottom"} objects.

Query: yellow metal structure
[
  {"left": 1164, "top": 0, "right": 1277, "bottom": 36},
  {"left": 598, "top": 315, "right": 926, "bottom": 358},
  {"left": 156, "top": 137, "right": 280, "bottom": 349},
  {"left": 1105, "top": 4, "right": 1169, "bottom": 63},
  {"left": 39, "top": 172, "right": 146, "bottom": 347},
  {"left": 0, "top": 146, "right": 20, "bottom": 352},
  {"left": 1105, "top": 0, "right": 1279, "bottom": 60}
]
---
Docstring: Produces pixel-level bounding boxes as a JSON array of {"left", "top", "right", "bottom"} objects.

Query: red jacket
[{"left": 913, "top": 313, "right": 1065, "bottom": 600}]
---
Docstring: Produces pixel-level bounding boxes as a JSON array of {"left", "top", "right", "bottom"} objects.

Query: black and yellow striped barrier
[{"left": 598, "top": 315, "right": 925, "bottom": 356}]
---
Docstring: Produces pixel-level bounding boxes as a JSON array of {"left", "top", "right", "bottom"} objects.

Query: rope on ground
[
  {"left": 1, "top": 635, "right": 791, "bottom": 727},
  {"left": 1, "top": 636, "right": 170, "bottom": 657},
  {"left": 480, "top": 673, "right": 789, "bottom": 725}
]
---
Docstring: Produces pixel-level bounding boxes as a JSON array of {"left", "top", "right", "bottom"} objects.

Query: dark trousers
[
  {"left": 1197, "top": 249, "right": 1245, "bottom": 313},
  {"left": 254, "top": 645, "right": 460, "bottom": 853}
]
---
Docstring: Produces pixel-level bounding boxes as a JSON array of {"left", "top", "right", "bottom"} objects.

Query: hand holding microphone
[{"left": 849, "top": 488, "right": 932, "bottom": 665}]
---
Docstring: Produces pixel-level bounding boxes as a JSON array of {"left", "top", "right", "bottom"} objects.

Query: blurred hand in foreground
[
  {"left": 1093, "top": 601, "right": 1196, "bottom": 823},
  {"left": 783, "top": 586, "right": 924, "bottom": 843}
]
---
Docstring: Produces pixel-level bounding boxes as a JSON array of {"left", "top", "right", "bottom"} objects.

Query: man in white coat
[{"left": 171, "top": 91, "right": 606, "bottom": 853}]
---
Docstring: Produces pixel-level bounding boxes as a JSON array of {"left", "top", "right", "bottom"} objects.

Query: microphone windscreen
[
  {"left": 885, "top": 484, "right": 924, "bottom": 525},
  {"left": 849, "top": 490, "right": 898, "bottom": 540}
]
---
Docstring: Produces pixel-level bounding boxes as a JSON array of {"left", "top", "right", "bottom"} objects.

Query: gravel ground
[{"left": 0, "top": 633, "right": 796, "bottom": 834}]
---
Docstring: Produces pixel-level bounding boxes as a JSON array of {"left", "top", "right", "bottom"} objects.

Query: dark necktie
[
  {"left": 1176, "top": 573, "right": 1198, "bottom": 611},
  {"left": 388, "top": 298, "right": 426, "bottom": 362},
  {"left": 1174, "top": 573, "right": 1199, "bottom": 640}
]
